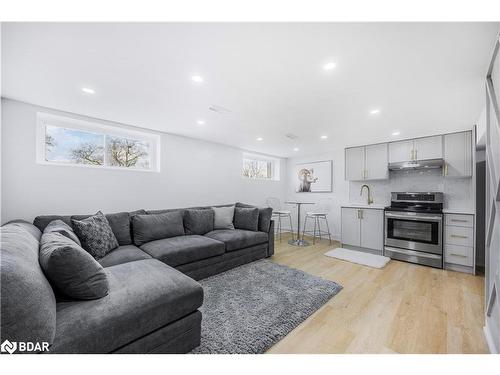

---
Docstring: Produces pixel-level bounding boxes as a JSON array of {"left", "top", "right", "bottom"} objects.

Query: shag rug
[
  {"left": 324, "top": 247, "right": 391, "bottom": 269},
  {"left": 190, "top": 259, "right": 342, "bottom": 354}
]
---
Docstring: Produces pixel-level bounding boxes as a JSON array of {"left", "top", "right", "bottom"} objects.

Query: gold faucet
[{"left": 360, "top": 184, "right": 374, "bottom": 205}]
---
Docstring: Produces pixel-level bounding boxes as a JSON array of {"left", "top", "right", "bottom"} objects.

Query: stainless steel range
[{"left": 384, "top": 192, "right": 443, "bottom": 268}]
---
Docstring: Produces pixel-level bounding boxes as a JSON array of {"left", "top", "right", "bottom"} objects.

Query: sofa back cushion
[
  {"left": 44, "top": 219, "right": 81, "bottom": 246},
  {"left": 236, "top": 203, "right": 273, "bottom": 232},
  {"left": 40, "top": 232, "right": 109, "bottom": 300},
  {"left": 0, "top": 222, "right": 57, "bottom": 345},
  {"left": 184, "top": 209, "right": 214, "bottom": 235},
  {"left": 72, "top": 212, "right": 119, "bottom": 260},
  {"left": 34, "top": 210, "right": 147, "bottom": 246},
  {"left": 132, "top": 211, "right": 185, "bottom": 246},
  {"left": 234, "top": 207, "right": 259, "bottom": 231}
]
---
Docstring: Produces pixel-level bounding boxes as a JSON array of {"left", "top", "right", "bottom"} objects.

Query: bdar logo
[{"left": 1, "top": 340, "right": 17, "bottom": 354}]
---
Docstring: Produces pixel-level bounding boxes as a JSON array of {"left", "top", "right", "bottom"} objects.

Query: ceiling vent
[
  {"left": 285, "top": 133, "right": 299, "bottom": 140},
  {"left": 209, "top": 105, "right": 232, "bottom": 115}
]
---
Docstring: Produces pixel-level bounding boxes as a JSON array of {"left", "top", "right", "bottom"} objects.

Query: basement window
[
  {"left": 36, "top": 113, "right": 160, "bottom": 172},
  {"left": 242, "top": 153, "right": 280, "bottom": 181}
]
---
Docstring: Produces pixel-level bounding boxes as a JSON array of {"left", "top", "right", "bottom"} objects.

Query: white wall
[
  {"left": 1, "top": 99, "right": 286, "bottom": 224},
  {"left": 286, "top": 149, "right": 349, "bottom": 240}
]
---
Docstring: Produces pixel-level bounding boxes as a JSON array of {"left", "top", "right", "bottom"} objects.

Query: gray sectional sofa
[{"left": 0, "top": 203, "right": 274, "bottom": 354}]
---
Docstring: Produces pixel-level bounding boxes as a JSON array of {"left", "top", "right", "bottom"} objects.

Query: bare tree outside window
[
  {"left": 106, "top": 136, "right": 150, "bottom": 168},
  {"left": 71, "top": 143, "right": 104, "bottom": 165},
  {"left": 242, "top": 158, "right": 272, "bottom": 179},
  {"left": 45, "top": 134, "right": 57, "bottom": 153}
]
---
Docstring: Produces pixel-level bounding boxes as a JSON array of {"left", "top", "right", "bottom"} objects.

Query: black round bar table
[{"left": 284, "top": 201, "right": 314, "bottom": 246}]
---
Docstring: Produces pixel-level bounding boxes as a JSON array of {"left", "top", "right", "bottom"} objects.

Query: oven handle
[{"left": 384, "top": 212, "right": 442, "bottom": 222}]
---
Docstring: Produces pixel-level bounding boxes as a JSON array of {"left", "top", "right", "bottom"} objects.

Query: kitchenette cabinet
[
  {"left": 443, "top": 131, "right": 473, "bottom": 177},
  {"left": 389, "top": 135, "right": 443, "bottom": 163},
  {"left": 345, "top": 143, "right": 388, "bottom": 181},
  {"left": 341, "top": 207, "right": 384, "bottom": 253},
  {"left": 443, "top": 213, "right": 475, "bottom": 273}
]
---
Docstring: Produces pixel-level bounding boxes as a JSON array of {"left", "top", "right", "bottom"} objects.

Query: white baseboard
[{"left": 484, "top": 323, "right": 499, "bottom": 354}]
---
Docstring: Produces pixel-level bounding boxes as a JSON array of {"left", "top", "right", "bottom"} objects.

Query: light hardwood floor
[{"left": 267, "top": 234, "right": 488, "bottom": 354}]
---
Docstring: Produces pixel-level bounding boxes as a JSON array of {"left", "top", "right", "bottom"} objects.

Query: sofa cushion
[
  {"left": 33, "top": 215, "right": 73, "bottom": 233},
  {"left": 44, "top": 219, "right": 81, "bottom": 246},
  {"left": 204, "top": 229, "right": 268, "bottom": 252},
  {"left": 184, "top": 209, "right": 214, "bottom": 235},
  {"left": 236, "top": 203, "right": 273, "bottom": 232},
  {"left": 72, "top": 212, "right": 119, "bottom": 260},
  {"left": 132, "top": 211, "right": 185, "bottom": 246},
  {"left": 140, "top": 235, "right": 225, "bottom": 267},
  {"left": 98, "top": 245, "right": 151, "bottom": 268},
  {"left": 212, "top": 205, "right": 235, "bottom": 230},
  {"left": 50, "top": 259, "right": 203, "bottom": 353},
  {"left": 234, "top": 207, "right": 259, "bottom": 231},
  {"left": 1, "top": 222, "right": 57, "bottom": 345},
  {"left": 40, "top": 232, "right": 109, "bottom": 300},
  {"left": 72, "top": 212, "right": 128, "bottom": 246}
]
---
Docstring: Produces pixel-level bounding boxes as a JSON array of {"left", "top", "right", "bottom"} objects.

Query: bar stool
[
  {"left": 302, "top": 199, "right": 332, "bottom": 245},
  {"left": 266, "top": 197, "right": 295, "bottom": 242}
]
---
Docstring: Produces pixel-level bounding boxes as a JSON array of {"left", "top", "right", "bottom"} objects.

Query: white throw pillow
[{"left": 212, "top": 206, "right": 235, "bottom": 230}]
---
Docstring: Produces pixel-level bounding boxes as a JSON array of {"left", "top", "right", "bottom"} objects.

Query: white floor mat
[{"left": 324, "top": 247, "right": 391, "bottom": 269}]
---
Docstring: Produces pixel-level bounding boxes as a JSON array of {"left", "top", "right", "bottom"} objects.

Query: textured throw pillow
[
  {"left": 44, "top": 219, "right": 81, "bottom": 246},
  {"left": 39, "top": 232, "right": 109, "bottom": 300},
  {"left": 234, "top": 207, "right": 259, "bottom": 231},
  {"left": 71, "top": 211, "right": 119, "bottom": 260},
  {"left": 212, "top": 206, "right": 235, "bottom": 230},
  {"left": 131, "top": 211, "right": 185, "bottom": 246},
  {"left": 184, "top": 209, "right": 214, "bottom": 235}
]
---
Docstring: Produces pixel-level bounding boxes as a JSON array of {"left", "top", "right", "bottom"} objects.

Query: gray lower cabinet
[
  {"left": 341, "top": 207, "right": 384, "bottom": 252},
  {"left": 443, "top": 213, "right": 475, "bottom": 273}
]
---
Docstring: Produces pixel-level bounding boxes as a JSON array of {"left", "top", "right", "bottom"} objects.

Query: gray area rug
[{"left": 190, "top": 259, "right": 342, "bottom": 354}]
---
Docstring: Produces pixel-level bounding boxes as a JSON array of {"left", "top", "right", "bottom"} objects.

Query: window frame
[
  {"left": 36, "top": 112, "right": 161, "bottom": 172},
  {"left": 241, "top": 152, "right": 280, "bottom": 181}
]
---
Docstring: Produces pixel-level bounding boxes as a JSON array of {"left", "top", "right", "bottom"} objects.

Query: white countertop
[
  {"left": 442, "top": 208, "right": 475, "bottom": 215},
  {"left": 341, "top": 204, "right": 386, "bottom": 210}
]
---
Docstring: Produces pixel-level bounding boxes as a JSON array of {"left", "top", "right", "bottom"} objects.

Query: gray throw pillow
[
  {"left": 132, "top": 211, "right": 185, "bottom": 246},
  {"left": 44, "top": 219, "right": 81, "bottom": 246},
  {"left": 212, "top": 206, "right": 235, "bottom": 230},
  {"left": 39, "top": 232, "right": 109, "bottom": 300},
  {"left": 234, "top": 207, "right": 259, "bottom": 231},
  {"left": 71, "top": 211, "right": 119, "bottom": 260},
  {"left": 184, "top": 209, "right": 214, "bottom": 235}
]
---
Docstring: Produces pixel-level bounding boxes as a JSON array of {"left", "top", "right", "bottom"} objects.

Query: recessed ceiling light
[
  {"left": 293, "top": 147, "right": 299, "bottom": 152},
  {"left": 81, "top": 87, "right": 95, "bottom": 94},
  {"left": 392, "top": 131, "right": 401, "bottom": 136},
  {"left": 196, "top": 120, "right": 206, "bottom": 126},
  {"left": 256, "top": 137, "right": 263, "bottom": 141},
  {"left": 320, "top": 135, "right": 328, "bottom": 140},
  {"left": 370, "top": 109, "right": 381, "bottom": 115},
  {"left": 323, "top": 62, "right": 336, "bottom": 71},
  {"left": 191, "top": 75, "right": 204, "bottom": 83}
]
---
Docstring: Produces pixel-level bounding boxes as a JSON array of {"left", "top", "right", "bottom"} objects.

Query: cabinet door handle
[
  {"left": 451, "top": 219, "right": 468, "bottom": 223},
  {"left": 357, "top": 210, "right": 360, "bottom": 219},
  {"left": 444, "top": 164, "right": 448, "bottom": 176},
  {"left": 410, "top": 150, "right": 414, "bottom": 160},
  {"left": 450, "top": 234, "right": 468, "bottom": 239},
  {"left": 449, "top": 253, "right": 467, "bottom": 258},
  {"left": 414, "top": 149, "right": 417, "bottom": 160},
  {"left": 360, "top": 210, "right": 364, "bottom": 219}
]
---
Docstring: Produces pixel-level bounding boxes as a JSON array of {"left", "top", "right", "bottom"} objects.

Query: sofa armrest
[{"left": 267, "top": 220, "right": 275, "bottom": 257}]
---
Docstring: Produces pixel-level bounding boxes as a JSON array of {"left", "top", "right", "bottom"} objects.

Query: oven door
[{"left": 384, "top": 211, "right": 442, "bottom": 254}]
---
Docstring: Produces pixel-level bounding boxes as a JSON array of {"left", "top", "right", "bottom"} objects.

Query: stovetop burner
[{"left": 386, "top": 192, "right": 444, "bottom": 214}]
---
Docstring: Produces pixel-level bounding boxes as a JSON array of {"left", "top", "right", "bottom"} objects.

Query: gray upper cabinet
[
  {"left": 365, "top": 143, "right": 388, "bottom": 180},
  {"left": 389, "top": 139, "right": 414, "bottom": 163},
  {"left": 345, "top": 146, "right": 365, "bottom": 181},
  {"left": 345, "top": 143, "right": 388, "bottom": 181},
  {"left": 444, "top": 131, "right": 472, "bottom": 177},
  {"left": 389, "top": 135, "right": 443, "bottom": 163},
  {"left": 414, "top": 135, "right": 443, "bottom": 160}
]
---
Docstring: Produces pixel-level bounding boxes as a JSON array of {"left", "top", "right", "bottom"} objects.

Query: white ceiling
[{"left": 2, "top": 22, "right": 499, "bottom": 157}]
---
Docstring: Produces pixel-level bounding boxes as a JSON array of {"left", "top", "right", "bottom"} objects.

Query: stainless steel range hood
[{"left": 388, "top": 158, "right": 444, "bottom": 171}]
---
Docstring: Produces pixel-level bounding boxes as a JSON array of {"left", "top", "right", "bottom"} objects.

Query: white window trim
[
  {"left": 36, "top": 112, "right": 161, "bottom": 172},
  {"left": 242, "top": 152, "right": 280, "bottom": 181}
]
